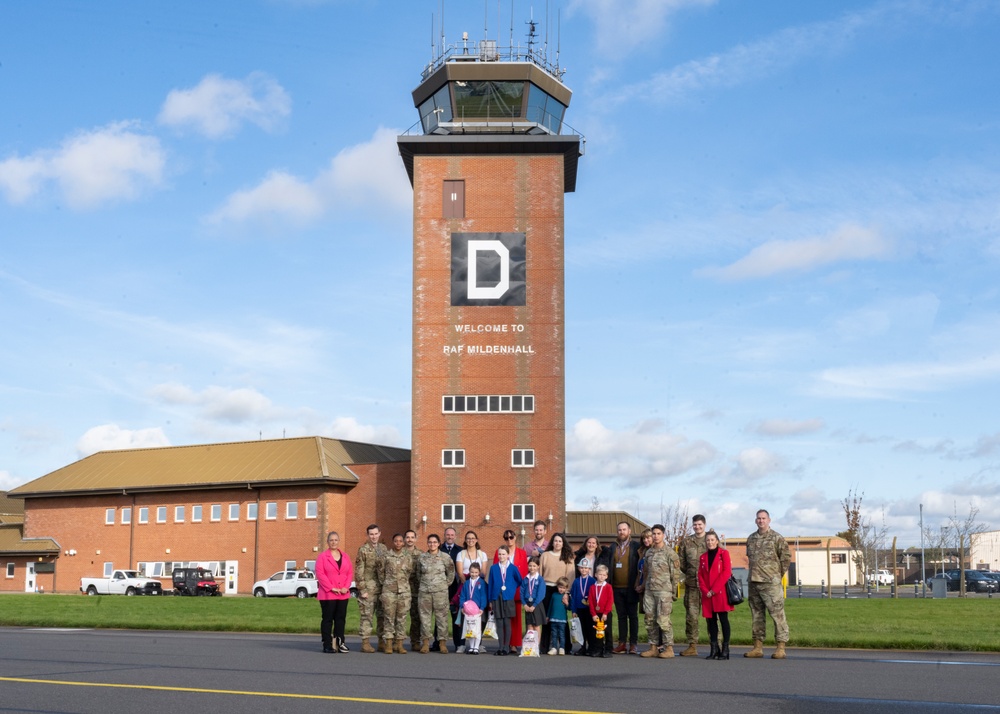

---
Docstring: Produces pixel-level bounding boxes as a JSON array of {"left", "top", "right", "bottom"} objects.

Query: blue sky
[{"left": 2, "top": 0, "right": 998, "bottom": 546}]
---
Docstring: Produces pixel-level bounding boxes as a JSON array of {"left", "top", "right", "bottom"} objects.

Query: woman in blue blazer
[{"left": 487, "top": 546, "right": 524, "bottom": 655}]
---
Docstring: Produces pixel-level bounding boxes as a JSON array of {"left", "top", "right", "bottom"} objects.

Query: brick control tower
[{"left": 398, "top": 24, "right": 582, "bottom": 545}]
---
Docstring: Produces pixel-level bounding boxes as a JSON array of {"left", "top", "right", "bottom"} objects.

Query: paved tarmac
[{"left": 3, "top": 628, "right": 999, "bottom": 713}]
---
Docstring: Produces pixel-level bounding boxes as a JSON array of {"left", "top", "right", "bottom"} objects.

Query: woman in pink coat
[
  {"left": 697, "top": 530, "right": 734, "bottom": 660},
  {"left": 316, "top": 531, "right": 354, "bottom": 653}
]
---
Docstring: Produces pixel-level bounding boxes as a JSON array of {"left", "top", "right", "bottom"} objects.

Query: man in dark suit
[{"left": 439, "top": 526, "right": 462, "bottom": 651}]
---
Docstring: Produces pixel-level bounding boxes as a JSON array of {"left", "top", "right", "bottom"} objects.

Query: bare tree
[
  {"left": 589, "top": 496, "right": 601, "bottom": 511},
  {"left": 922, "top": 523, "right": 951, "bottom": 577},
  {"left": 658, "top": 498, "right": 690, "bottom": 549},
  {"left": 949, "top": 503, "right": 990, "bottom": 597},
  {"left": 841, "top": 488, "right": 887, "bottom": 582}
]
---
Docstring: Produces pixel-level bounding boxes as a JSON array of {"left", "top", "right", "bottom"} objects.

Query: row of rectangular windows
[
  {"left": 105, "top": 501, "right": 317, "bottom": 526},
  {"left": 442, "top": 449, "right": 534, "bottom": 468},
  {"left": 442, "top": 395, "right": 534, "bottom": 413},
  {"left": 440, "top": 503, "right": 535, "bottom": 523},
  {"left": 129, "top": 559, "right": 316, "bottom": 579}
]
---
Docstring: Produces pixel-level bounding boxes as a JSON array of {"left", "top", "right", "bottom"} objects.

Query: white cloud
[
  {"left": 158, "top": 72, "right": 291, "bottom": 139},
  {"left": 699, "top": 224, "right": 892, "bottom": 281},
  {"left": 815, "top": 351, "right": 1000, "bottom": 400},
  {"left": 204, "top": 170, "right": 323, "bottom": 225},
  {"left": 76, "top": 424, "right": 170, "bottom": 457},
  {"left": 326, "top": 416, "right": 402, "bottom": 446},
  {"left": 0, "top": 469, "right": 21, "bottom": 491},
  {"left": 566, "top": 417, "right": 717, "bottom": 487},
  {"left": 749, "top": 418, "right": 825, "bottom": 437},
  {"left": 205, "top": 127, "right": 410, "bottom": 226},
  {"left": 150, "top": 383, "right": 275, "bottom": 423},
  {"left": 0, "top": 122, "right": 165, "bottom": 208},
  {"left": 567, "top": 0, "right": 716, "bottom": 57}
]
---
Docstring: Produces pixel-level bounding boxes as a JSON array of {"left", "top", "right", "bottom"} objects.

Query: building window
[
  {"left": 511, "top": 504, "right": 535, "bottom": 522},
  {"left": 265, "top": 502, "right": 277, "bottom": 520},
  {"left": 831, "top": 553, "right": 847, "bottom": 564},
  {"left": 105, "top": 508, "right": 115, "bottom": 525},
  {"left": 442, "top": 394, "right": 534, "bottom": 413},
  {"left": 511, "top": 449, "right": 535, "bottom": 468},
  {"left": 138, "top": 507, "right": 149, "bottom": 524},
  {"left": 103, "top": 562, "right": 114, "bottom": 577},
  {"left": 229, "top": 504, "right": 239, "bottom": 521},
  {"left": 157, "top": 506, "right": 167, "bottom": 523},
  {"left": 304, "top": 559, "right": 316, "bottom": 573},
  {"left": 286, "top": 502, "right": 298, "bottom": 519},
  {"left": 443, "top": 179, "right": 465, "bottom": 218},
  {"left": 174, "top": 506, "right": 185, "bottom": 523},
  {"left": 211, "top": 504, "right": 222, "bottom": 522},
  {"left": 305, "top": 501, "right": 317, "bottom": 519},
  {"left": 192, "top": 505, "right": 203, "bottom": 523},
  {"left": 285, "top": 560, "right": 296, "bottom": 571},
  {"left": 247, "top": 503, "right": 258, "bottom": 521},
  {"left": 441, "top": 504, "right": 465, "bottom": 522},
  {"left": 121, "top": 508, "right": 131, "bottom": 525},
  {"left": 5, "top": 563, "right": 13, "bottom": 578},
  {"left": 442, "top": 449, "right": 465, "bottom": 468}
]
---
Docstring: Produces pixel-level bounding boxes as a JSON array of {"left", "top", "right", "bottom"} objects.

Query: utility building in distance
[{"left": 398, "top": 24, "right": 583, "bottom": 544}]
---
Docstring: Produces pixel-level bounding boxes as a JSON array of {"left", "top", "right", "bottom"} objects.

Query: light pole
[{"left": 920, "top": 503, "right": 926, "bottom": 596}]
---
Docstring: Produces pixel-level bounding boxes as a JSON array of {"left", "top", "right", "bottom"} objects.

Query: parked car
[
  {"left": 252, "top": 570, "right": 318, "bottom": 598},
  {"left": 929, "top": 569, "right": 999, "bottom": 594},
  {"left": 867, "top": 570, "right": 894, "bottom": 586},
  {"left": 981, "top": 571, "right": 1000, "bottom": 586},
  {"left": 172, "top": 567, "right": 222, "bottom": 596},
  {"left": 951, "top": 569, "right": 999, "bottom": 593},
  {"left": 81, "top": 570, "right": 163, "bottom": 596}
]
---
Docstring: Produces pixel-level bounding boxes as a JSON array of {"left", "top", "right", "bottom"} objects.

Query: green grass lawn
[{"left": 2, "top": 594, "right": 998, "bottom": 651}]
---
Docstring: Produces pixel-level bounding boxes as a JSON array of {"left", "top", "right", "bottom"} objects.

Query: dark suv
[{"left": 944, "top": 569, "right": 998, "bottom": 594}]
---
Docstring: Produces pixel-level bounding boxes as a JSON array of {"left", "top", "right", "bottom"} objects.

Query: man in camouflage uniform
[
  {"left": 745, "top": 509, "right": 791, "bottom": 659},
  {"left": 677, "top": 514, "right": 708, "bottom": 656},
  {"left": 404, "top": 529, "right": 423, "bottom": 650},
  {"left": 379, "top": 533, "right": 413, "bottom": 653},
  {"left": 638, "top": 524, "right": 683, "bottom": 659},
  {"left": 417, "top": 533, "right": 456, "bottom": 653},
  {"left": 355, "top": 523, "right": 387, "bottom": 653}
]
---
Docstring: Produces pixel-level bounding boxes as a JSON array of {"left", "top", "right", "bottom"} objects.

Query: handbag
[{"left": 725, "top": 575, "right": 744, "bottom": 606}]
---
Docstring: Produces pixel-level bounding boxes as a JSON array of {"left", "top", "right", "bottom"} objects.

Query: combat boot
[
  {"left": 360, "top": 638, "right": 375, "bottom": 654},
  {"left": 640, "top": 645, "right": 660, "bottom": 658},
  {"left": 658, "top": 646, "right": 675, "bottom": 659},
  {"left": 420, "top": 639, "right": 430, "bottom": 654},
  {"left": 744, "top": 640, "right": 764, "bottom": 658},
  {"left": 395, "top": 638, "right": 407, "bottom": 654},
  {"left": 438, "top": 640, "right": 449, "bottom": 654},
  {"left": 771, "top": 642, "right": 787, "bottom": 659},
  {"left": 381, "top": 638, "right": 393, "bottom": 654},
  {"left": 680, "top": 643, "right": 699, "bottom": 657}
]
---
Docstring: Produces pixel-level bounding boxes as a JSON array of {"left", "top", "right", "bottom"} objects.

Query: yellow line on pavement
[{"left": 0, "top": 676, "right": 619, "bottom": 714}]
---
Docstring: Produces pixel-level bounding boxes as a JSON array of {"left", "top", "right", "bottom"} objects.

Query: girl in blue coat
[
  {"left": 520, "top": 556, "right": 547, "bottom": 646},
  {"left": 488, "top": 545, "right": 524, "bottom": 655},
  {"left": 459, "top": 562, "right": 488, "bottom": 654}
]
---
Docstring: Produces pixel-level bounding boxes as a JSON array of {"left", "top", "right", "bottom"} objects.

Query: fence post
[
  {"left": 843, "top": 579, "right": 849, "bottom": 599},
  {"left": 820, "top": 579, "right": 825, "bottom": 597}
]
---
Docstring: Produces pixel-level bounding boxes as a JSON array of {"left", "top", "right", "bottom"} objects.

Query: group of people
[{"left": 315, "top": 510, "right": 791, "bottom": 660}]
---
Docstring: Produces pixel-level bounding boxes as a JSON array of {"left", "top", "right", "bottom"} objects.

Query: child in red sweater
[{"left": 588, "top": 564, "right": 614, "bottom": 658}]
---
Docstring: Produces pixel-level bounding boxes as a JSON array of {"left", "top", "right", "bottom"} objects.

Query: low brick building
[{"left": 8, "top": 436, "right": 410, "bottom": 594}]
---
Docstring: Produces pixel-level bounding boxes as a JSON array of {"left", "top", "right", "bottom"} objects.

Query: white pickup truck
[{"left": 81, "top": 570, "right": 163, "bottom": 596}]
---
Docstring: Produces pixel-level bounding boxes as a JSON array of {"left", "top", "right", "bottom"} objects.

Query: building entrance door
[
  {"left": 25, "top": 562, "right": 35, "bottom": 592},
  {"left": 225, "top": 561, "right": 238, "bottom": 595}
]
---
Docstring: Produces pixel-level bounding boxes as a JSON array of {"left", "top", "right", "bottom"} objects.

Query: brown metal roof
[
  {"left": 0, "top": 525, "right": 59, "bottom": 554},
  {"left": 565, "top": 511, "right": 650, "bottom": 540},
  {"left": 0, "top": 491, "right": 25, "bottom": 516},
  {"left": 8, "top": 437, "right": 410, "bottom": 498}
]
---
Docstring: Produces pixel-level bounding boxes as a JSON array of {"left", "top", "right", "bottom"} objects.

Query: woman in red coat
[{"left": 697, "top": 530, "right": 734, "bottom": 660}]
